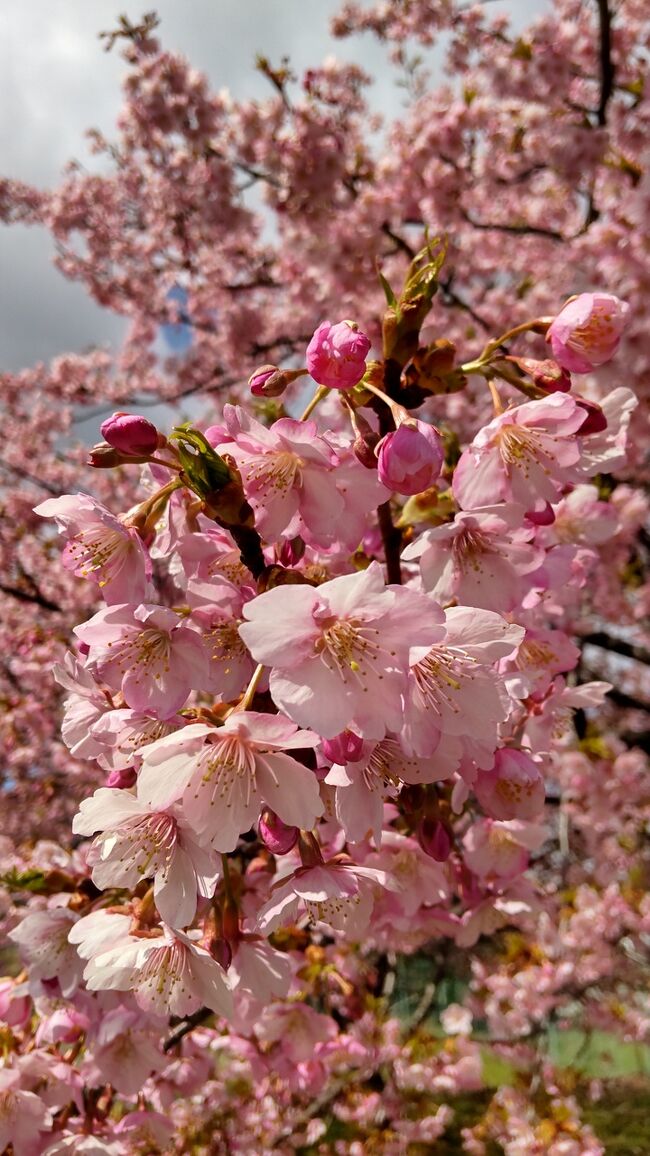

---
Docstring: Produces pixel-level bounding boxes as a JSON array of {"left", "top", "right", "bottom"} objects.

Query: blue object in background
[{"left": 161, "top": 285, "right": 193, "bottom": 354}]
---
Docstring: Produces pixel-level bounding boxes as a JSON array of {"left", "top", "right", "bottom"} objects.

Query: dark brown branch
[
  {"left": 381, "top": 222, "right": 416, "bottom": 259},
  {"left": 581, "top": 631, "right": 650, "bottom": 667},
  {"left": 0, "top": 458, "right": 62, "bottom": 495},
  {"left": 439, "top": 277, "right": 492, "bottom": 332},
  {"left": 0, "top": 582, "right": 61, "bottom": 613},
  {"left": 460, "top": 208, "right": 564, "bottom": 243},
  {"left": 378, "top": 501, "right": 403, "bottom": 584},
  {"left": 596, "top": 0, "right": 615, "bottom": 125},
  {"left": 163, "top": 1006, "right": 212, "bottom": 1052}
]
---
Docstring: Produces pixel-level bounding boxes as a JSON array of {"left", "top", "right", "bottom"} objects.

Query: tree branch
[
  {"left": 0, "top": 582, "right": 61, "bottom": 613},
  {"left": 596, "top": 0, "right": 615, "bottom": 125},
  {"left": 378, "top": 501, "right": 403, "bottom": 584},
  {"left": 580, "top": 631, "right": 650, "bottom": 667},
  {"left": 163, "top": 1006, "right": 212, "bottom": 1052}
]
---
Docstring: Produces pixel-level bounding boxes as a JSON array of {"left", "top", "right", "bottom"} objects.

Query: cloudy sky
[{"left": 2, "top": 0, "right": 545, "bottom": 380}]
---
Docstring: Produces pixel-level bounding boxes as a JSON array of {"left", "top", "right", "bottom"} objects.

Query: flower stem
[
  {"left": 299, "top": 385, "right": 329, "bottom": 421},
  {"left": 234, "top": 663, "right": 265, "bottom": 712}
]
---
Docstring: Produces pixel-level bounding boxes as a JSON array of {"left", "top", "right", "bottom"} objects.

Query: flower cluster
[{"left": 1, "top": 2, "right": 648, "bottom": 1150}]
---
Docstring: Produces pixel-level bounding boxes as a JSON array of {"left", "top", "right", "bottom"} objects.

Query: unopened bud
[
  {"left": 259, "top": 808, "right": 299, "bottom": 855},
  {"left": 575, "top": 397, "right": 608, "bottom": 435},
  {"left": 417, "top": 817, "right": 453, "bottom": 862},
  {"left": 209, "top": 936, "right": 233, "bottom": 970},
  {"left": 525, "top": 502, "right": 555, "bottom": 527},
  {"left": 321, "top": 731, "right": 364, "bottom": 764},
  {"left": 100, "top": 412, "right": 161, "bottom": 455},
  {"left": 376, "top": 419, "right": 444, "bottom": 495},
  {"left": 276, "top": 536, "right": 306, "bottom": 567},
  {"left": 87, "top": 442, "right": 154, "bottom": 468},
  {"left": 105, "top": 767, "right": 137, "bottom": 789},
  {"left": 248, "top": 364, "right": 306, "bottom": 398},
  {"left": 506, "top": 356, "right": 571, "bottom": 393}
]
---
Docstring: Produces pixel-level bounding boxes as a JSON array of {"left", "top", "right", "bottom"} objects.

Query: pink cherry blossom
[
  {"left": 325, "top": 736, "right": 456, "bottom": 845},
  {"left": 10, "top": 908, "right": 84, "bottom": 998},
  {"left": 69, "top": 913, "right": 233, "bottom": 1019},
  {"left": 136, "top": 712, "right": 323, "bottom": 852},
  {"left": 0, "top": 1068, "right": 53, "bottom": 1156},
  {"left": 74, "top": 603, "right": 209, "bottom": 718},
  {"left": 463, "top": 819, "right": 547, "bottom": 880},
  {"left": 239, "top": 561, "right": 445, "bottom": 738},
  {"left": 255, "top": 858, "right": 392, "bottom": 936},
  {"left": 87, "top": 1008, "right": 166, "bottom": 1096},
  {"left": 403, "top": 606, "right": 524, "bottom": 759},
  {"left": 546, "top": 292, "right": 629, "bottom": 373},
  {"left": 215, "top": 404, "right": 339, "bottom": 543},
  {"left": 452, "top": 394, "right": 587, "bottom": 512},
  {"left": 376, "top": 419, "right": 444, "bottom": 495},
  {"left": 229, "top": 936, "right": 293, "bottom": 1002},
  {"left": 402, "top": 505, "right": 545, "bottom": 612},
  {"left": 305, "top": 320, "right": 371, "bottom": 390},
  {"left": 474, "top": 749, "right": 546, "bottom": 821},
  {"left": 35, "top": 493, "right": 152, "bottom": 604},
  {"left": 72, "top": 788, "right": 221, "bottom": 927}
]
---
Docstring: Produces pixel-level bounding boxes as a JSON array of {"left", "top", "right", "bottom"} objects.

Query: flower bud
[
  {"left": 417, "top": 817, "right": 453, "bottom": 862},
  {"left": 525, "top": 502, "right": 555, "bottom": 527},
  {"left": 259, "top": 807, "right": 299, "bottom": 855},
  {"left": 321, "top": 731, "right": 364, "bottom": 764},
  {"left": 276, "top": 536, "right": 306, "bottom": 567},
  {"left": 209, "top": 937, "right": 233, "bottom": 971},
  {"left": 506, "top": 356, "right": 571, "bottom": 393},
  {"left": 306, "top": 320, "right": 371, "bottom": 391},
  {"left": 248, "top": 364, "right": 306, "bottom": 398},
  {"left": 100, "top": 412, "right": 161, "bottom": 456},
  {"left": 575, "top": 397, "right": 608, "bottom": 435},
  {"left": 546, "top": 292, "right": 629, "bottom": 374},
  {"left": 105, "top": 767, "right": 137, "bottom": 789},
  {"left": 376, "top": 419, "right": 444, "bottom": 495}
]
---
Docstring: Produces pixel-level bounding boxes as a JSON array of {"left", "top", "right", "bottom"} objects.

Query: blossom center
[
  {"left": 69, "top": 524, "right": 132, "bottom": 586},
  {"left": 314, "top": 617, "right": 381, "bottom": 679},
  {"left": 246, "top": 450, "right": 300, "bottom": 497},
  {"left": 412, "top": 648, "right": 475, "bottom": 716}
]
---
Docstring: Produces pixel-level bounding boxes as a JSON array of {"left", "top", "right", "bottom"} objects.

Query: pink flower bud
[
  {"left": 105, "top": 767, "right": 138, "bottom": 789},
  {"left": 525, "top": 502, "right": 555, "bottom": 526},
  {"left": 321, "top": 730, "right": 364, "bottom": 764},
  {"left": 100, "top": 412, "right": 160, "bottom": 455},
  {"left": 546, "top": 293, "right": 629, "bottom": 374},
  {"left": 376, "top": 420, "right": 444, "bottom": 495},
  {"left": 474, "top": 749, "right": 545, "bottom": 821},
  {"left": 306, "top": 320, "right": 371, "bottom": 391},
  {"left": 507, "top": 356, "right": 571, "bottom": 392},
  {"left": 417, "top": 817, "right": 453, "bottom": 862},
  {"left": 259, "top": 807, "right": 299, "bottom": 855},
  {"left": 276, "top": 536, "right": 306, "bottom": 567},
  {"left": 575, "top": 397, "right": 608, "bottom": 435}
]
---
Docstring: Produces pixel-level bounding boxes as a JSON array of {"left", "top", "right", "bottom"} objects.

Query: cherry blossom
[
  {"left": 74, "top": 603, "right": 209, "bottom": 717},
  {"left": 72, "top": 788, "right": 221, "bottom": 926},
  {"left": 136, "top": 712, "right": 323, "bottom": 852},
  {"left": 240, "top": 561, "right": 445, "bottom": 738},
  {"left": 35, "top": 493, "right": 152, "bottom": 604}
]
